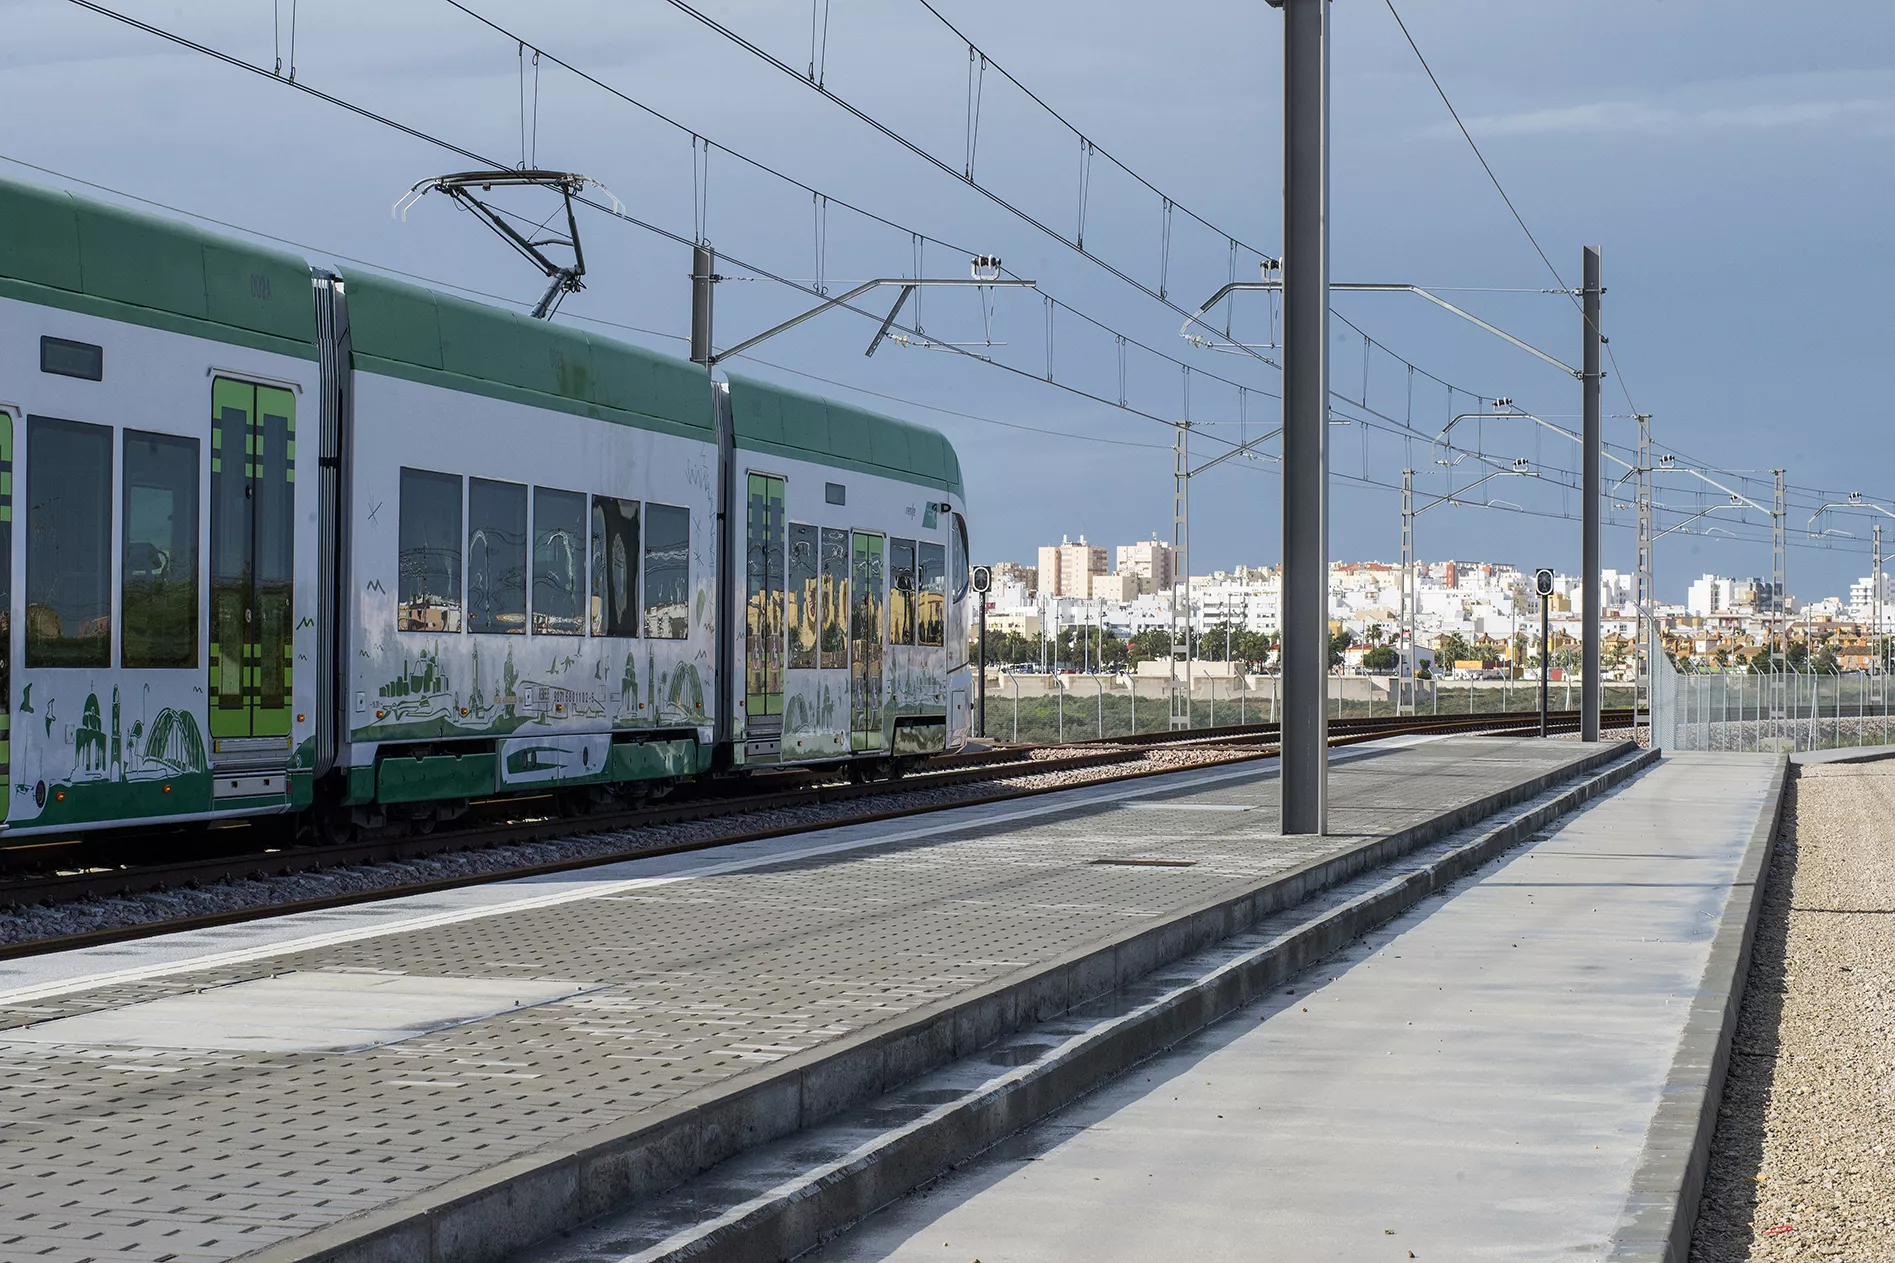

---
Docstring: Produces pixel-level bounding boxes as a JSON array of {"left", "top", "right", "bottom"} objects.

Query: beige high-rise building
[
  {"left": 1037, "top": 535, "right": 1109, "bottom": 598},
  {"left": 1116, "top": 537, "right": 1177, "bottom": 595}
]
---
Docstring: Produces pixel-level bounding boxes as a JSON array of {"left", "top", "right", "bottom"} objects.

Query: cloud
[{"left": 1443, "top": 95, "right": 1895, "bottom": 140}]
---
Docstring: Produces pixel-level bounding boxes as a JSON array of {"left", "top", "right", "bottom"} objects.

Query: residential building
[
  {"left": 1687, "top": 574, "right": 1737, "bottom": 618},
  {"left": 1037, "top": 535, "right": 1108, "bottom": 599},
  {"left": 1848, "top": 571, "right": 1893, "bottom": 630},
  {"left": 1115, "top": 537, "right": 1177, "bottom": 594}
]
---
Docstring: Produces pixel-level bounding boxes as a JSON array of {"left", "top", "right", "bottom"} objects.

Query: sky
[{"left": 5, "top": 0, "right": 1894, "bottom": 602}]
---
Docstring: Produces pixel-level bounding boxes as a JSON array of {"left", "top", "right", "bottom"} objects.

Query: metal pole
[
  {"left": 1635, "top": 412, "right": 1652, "bottom": 741},
  {"left": 1581, "top": 246, "right": 1602, "bottom": 740},
  {"left": 977, "top": 595, "right": 987, "bottom": 739},
  {"left": 689, "top": 244, "right": 716, "bottom": 365},
  {"left": 1540, "top": 594, "right": 1550, "bottom": 737},
  {"left": 1277, "top": 0, "right": 1330, "bottom": 833},
  {"left": 1773, "top": 469, "right": 1786, "bottom": 709},
  {"left": 1169, "top": 425, "right": 1191, "bottom": 730},
  {"left": 1401, "top": 469, "right": 1414, "bottom": 715}
]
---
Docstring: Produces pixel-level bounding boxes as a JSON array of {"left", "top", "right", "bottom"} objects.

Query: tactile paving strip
[{"left": 0, "top": 738, "right": 1592, "bottom": 1263}]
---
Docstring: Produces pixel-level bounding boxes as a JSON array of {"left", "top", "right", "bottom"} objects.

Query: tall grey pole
[
  {"left": 690, "top": 244, "right": 716, "bottom": 366},
  {"left": 977, "top": 596, "right": 987, "bottom": 738},
  {"left": 1277, "top": 0, "right": 1331, "bottom": 833},
  {"left": 1581, "top": 247, "right": 1601, "bottom": 741},
  {"left": 1539, "top": 595, "right": 1550, "bottom": 737}
]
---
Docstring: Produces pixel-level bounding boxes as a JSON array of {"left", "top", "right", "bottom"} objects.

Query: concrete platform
[
  {"left": 724, "top": 751, "right": 1780, "bottom": 1263},
  {"left": 0, "top": 736, "right": 1630, "bottom": 1263}
]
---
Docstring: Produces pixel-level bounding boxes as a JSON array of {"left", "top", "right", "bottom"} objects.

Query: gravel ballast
[{"left": 1689, "top": 762, "right": 1895, "bottom": 1260}]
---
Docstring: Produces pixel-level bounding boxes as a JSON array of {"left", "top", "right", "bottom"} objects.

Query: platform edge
[
  {"left": 1607, "top": 753, "right": 1793, "bottom": 1263},
  {"left": 626, "top": 745, "right": 1662, "bottom": 1263}
]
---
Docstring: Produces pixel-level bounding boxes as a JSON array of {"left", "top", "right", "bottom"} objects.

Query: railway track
[{"left": 0, "top": 708, "right": 1635, "bottom": 960}]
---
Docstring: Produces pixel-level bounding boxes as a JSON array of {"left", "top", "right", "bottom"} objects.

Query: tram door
[
  {"left": 744, "top": 474, "right": 787, "bottom": 738},
  {"left": 850, "top": 532, "right": 885, "bottom": 750},
  {"left": 208, "top": 379, "right": 294, "bottom": 766}
]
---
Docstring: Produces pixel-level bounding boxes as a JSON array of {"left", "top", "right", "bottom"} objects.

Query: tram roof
[
  {"left": 342, "top": 271, "right": 716, "bottom": 442},
  {"left": 724, "top": 373, "right": 964, "bottom": 501},
  {"left": 0, "top": 174, "right": 317, "bottom": 358}
]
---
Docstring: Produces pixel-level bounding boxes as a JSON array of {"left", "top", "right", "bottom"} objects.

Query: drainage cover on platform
[
  {"left": 1091, "top": 858, "right": 1199, "bottom": 868},
  {"left": 1, "top": 971, "right": 594, "bottom": 1053}
]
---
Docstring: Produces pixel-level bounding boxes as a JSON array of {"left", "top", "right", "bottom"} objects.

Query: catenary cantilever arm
[
  {"left": 713, "top": 278, "right": 1035, "bottom": 365},
  {"left": 1183, "top": 281, "right": 1581, "bottom": 379}
]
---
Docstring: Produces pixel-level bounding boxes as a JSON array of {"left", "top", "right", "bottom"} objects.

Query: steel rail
[{"left": 0, "top": 708, "right": 1634, "bottom": 961}]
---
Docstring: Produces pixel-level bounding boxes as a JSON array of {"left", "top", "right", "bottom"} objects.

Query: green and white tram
[{"left": 0, "top": 174, "right": 973, "bottom": 840}]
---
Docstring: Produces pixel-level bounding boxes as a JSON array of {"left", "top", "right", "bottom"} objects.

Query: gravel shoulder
[{"left": 1690, "top": 762, "right": 1895, "bottom": 1260}]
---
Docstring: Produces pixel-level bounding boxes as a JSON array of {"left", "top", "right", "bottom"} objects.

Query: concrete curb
[
  {"left": 245, "top": 740, "right": 1634, "bottom": 1263},
  {"left": 613, "top": 743, "right": 1667, "bottom": 1251},
  {"left": 1608, "top": 753, "right": 1793, "bottom": 1262},
  {"left": 1790, "top": 742, "right": 1895, "bottom": 766}
]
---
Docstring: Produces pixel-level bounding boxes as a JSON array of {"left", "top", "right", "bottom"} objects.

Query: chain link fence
[{"left": 1651, "top": 649, "right": 1894, "bottom": 753}]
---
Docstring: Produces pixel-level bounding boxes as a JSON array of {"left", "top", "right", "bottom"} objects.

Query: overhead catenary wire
[
  {"left": 654, "top": 0, "right": 1284, "bottom": 359},
  {"left": 440, "top": 0, "right": 1517, "bottom": 425},
  {"left": 1381, "top": 0, "right": 1642, "bottom": 418},
  {"left": 67, "top": 0, "right": 1299, "bottom": 461},
  {"left": 58, "top": 0, "right": 1860, "bottom": 586},
  {"left": 0, "top": 150, "right": 1171, "bottom": 455},
  {"left": 430, "top": 0, "right": 1377, "bottom": 431}
]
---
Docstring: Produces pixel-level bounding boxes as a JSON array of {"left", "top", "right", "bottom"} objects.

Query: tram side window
[
  {"left": 889, "top": 538, "right": 916, "bottom": 646},
  {"left": 786, "top": 522, "right": 818, "bottom": 669},
  {"left": 398, "top": 468, "right": 462, "bottom": 632},
  {"left": 590, "top": 495, "right": 641, "bottom": 637},
  {"left": 917, "top": 541, "right": 946, "bottom": 647},
  {"left": 467, "top": 478, "right": 527, "bottom": 634},
  {"left": 122, "top": 431, "right": 199, "bottom": 667},
  {"left": 644, "top": 503, "right": 690, "bottom": 639},
  {"left": 25, "top": 416, "right": 112, "bottom": 667},
  {"left": 819, "top": 526, "right": 849, "bottom": 670},
  {"left": 531, "top": 486, "right": 586, "bottom": 635}
]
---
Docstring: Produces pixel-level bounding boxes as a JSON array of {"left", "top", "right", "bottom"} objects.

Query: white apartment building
[
  {"left": 1848, "top": 571, "right": 1894, "bottom": 630},
  {"left": 1115, "top": 537, "right": 1177, "bottom": 594},
  {"left": 1686, "top": 574, "right": 1737, "bottom": 618}
]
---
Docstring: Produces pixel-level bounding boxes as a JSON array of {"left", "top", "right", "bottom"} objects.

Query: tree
[
  {"left": 1435, "top": 632, "right": 1474, "bottom": 669},
  {"left": 1328, "top": 628, "right": 1354, "bottom": 669},
  {"left": 1232, "top": 628, "right": 1276, "bottom": 666},
  {"left": 1361, "top": 644, "right": 1398, "bottom": 672}
]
